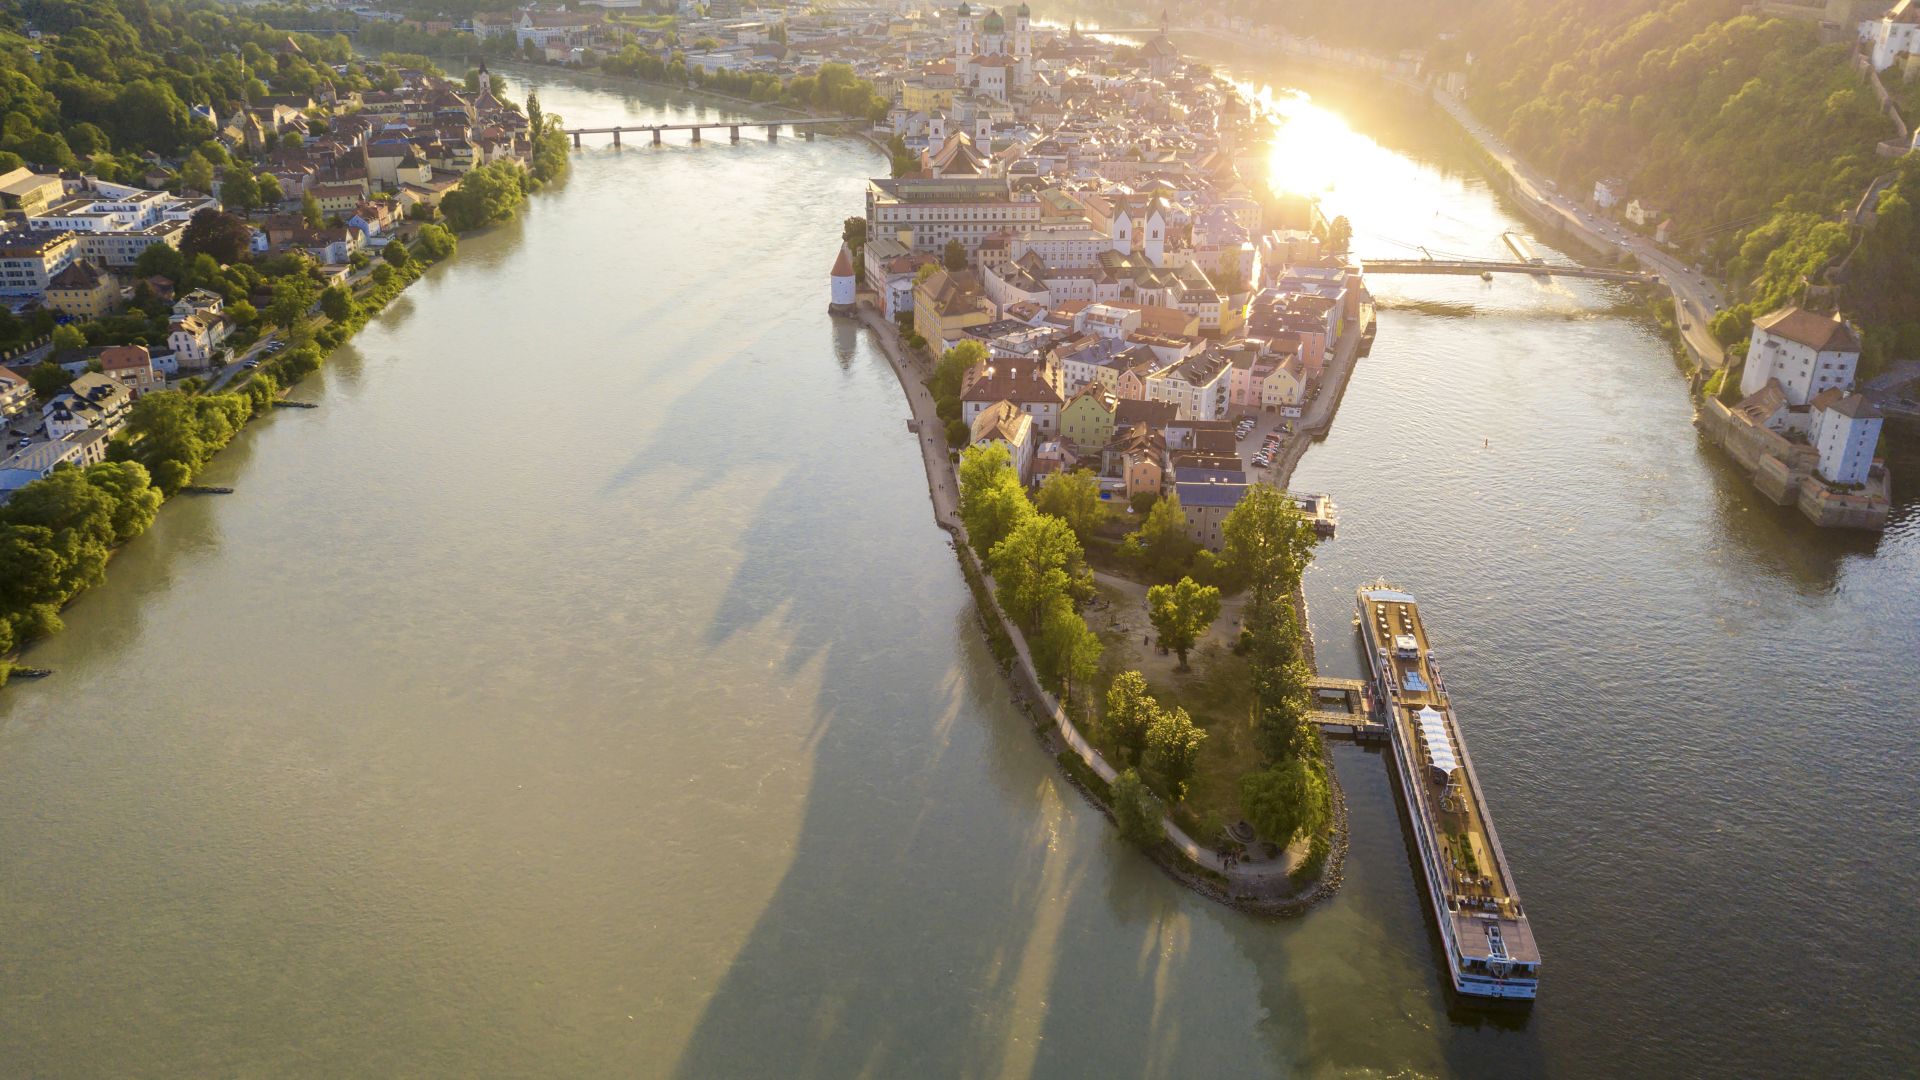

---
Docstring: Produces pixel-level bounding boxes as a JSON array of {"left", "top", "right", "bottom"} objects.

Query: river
[{"left": 0, "top": 66, "right": 1914, "bottom": 1078}]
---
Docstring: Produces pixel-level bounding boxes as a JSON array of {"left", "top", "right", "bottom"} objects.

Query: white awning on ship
[{"left": 1414, "top": 706, "right": 1460, "bottom": 775}]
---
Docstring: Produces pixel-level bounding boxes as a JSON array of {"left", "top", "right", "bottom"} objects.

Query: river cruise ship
[{"left": 1357, "top": 583, "right": 1540, "bottom": 1000}]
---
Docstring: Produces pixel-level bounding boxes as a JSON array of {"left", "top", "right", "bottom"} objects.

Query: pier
[
  {"left": 1307, "top": 676, "right": 1388, "bottom": 742},
  {"left": 562, "top": 116, "right": 864, "bottom": 148}
]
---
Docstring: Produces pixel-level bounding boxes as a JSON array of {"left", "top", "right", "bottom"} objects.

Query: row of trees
[
  {"left": 1222, "top": 485, "right": 1328, "bottom": 856},
  {"left": 957, "top": 443, "right": 1105, "bottom": 705},
  {"left": 0, "top": 462, "right": 164, "bottom": 672}
]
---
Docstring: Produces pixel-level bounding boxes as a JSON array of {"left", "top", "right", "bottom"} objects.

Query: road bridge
[
  {"left": 561, "top": 116, "right": 863, "bottom": 148},
  {"left": 1357, "top": 258, "right": 1658, "bottom": 283}
]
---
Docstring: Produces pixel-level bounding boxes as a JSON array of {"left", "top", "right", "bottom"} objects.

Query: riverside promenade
[{"left": 855, "top": 302, "right": 1331, "bottom": 896}]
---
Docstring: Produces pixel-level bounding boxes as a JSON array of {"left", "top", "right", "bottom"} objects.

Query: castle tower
[
  {"left": 982, "top": 6, "right": 1005, "bottom": 56},
  {"left": 829, "top": 243, "right": 857, "bottom": 314},
  {"left": 955, "top": 1, "right": 975, "bottom": 61}
]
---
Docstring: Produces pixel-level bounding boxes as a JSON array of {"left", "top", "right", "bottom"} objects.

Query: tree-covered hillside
[
  {"left": 1252, "top": 0, "right": 1916, "bottom": 368},
  {"left": 0, "top": 0, "right": 364, "bottom": 181}
]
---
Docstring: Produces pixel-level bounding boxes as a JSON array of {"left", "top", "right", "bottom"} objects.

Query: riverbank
[{"left": 852, "top": 299, "right": 1361, "bottom": 914}]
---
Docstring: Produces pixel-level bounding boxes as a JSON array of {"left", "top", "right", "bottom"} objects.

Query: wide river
[{"left": 2, "top": 67, "right": 1915, "bottom": 1077}]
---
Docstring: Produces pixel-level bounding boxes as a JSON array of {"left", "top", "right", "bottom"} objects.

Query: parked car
[{"left": 244, "top": 360, "right": 261, "bottom": 369}]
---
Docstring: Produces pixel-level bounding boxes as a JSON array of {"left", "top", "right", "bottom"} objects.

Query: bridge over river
[
  {"left": 1357, "top": 258, "right": 1658, "bottom": 283},
  {"left": 562, "top": 116, "right": 863, "bottom": 147}
]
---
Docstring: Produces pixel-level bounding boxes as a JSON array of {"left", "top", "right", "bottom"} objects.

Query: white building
[
  {"left": 1808, "top": 390, "right": 1883, "bottom": 486},
  {"left": 42, "top": 373, "right": 131, "bottom": 440},
  {"left": 1867, "top": 0, "right": 1920, "bottom": 71},
  {"left": 1145, "top": 351, "right": 1232, "bottom": 421},
  {"left": 1740, "top": 306, "right": 1862, "bottom": 407}
]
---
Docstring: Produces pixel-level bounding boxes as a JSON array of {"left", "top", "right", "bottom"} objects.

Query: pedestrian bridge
[
  {"left": 1358, "top": 258, "right": 1657, "bottom": 283},
  {"left": 562, "top": 116, "right": 864, "bottom": 148}
]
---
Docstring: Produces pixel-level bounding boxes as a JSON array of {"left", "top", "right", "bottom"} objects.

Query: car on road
[{"left": 243, "top": 360, "right": 260, "bottom": 369}]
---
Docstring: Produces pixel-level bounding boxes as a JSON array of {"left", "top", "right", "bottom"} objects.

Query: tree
[
  {"left": 1103, "top": 670, "right": 1157, "bottom": 765},
  {"left": 1110, "top": 769, "right": 1165, "bottom": 847},
  {"left": 266, "top": 274, "right": 318, "bottom": 330},
  {"left": 1037, "top": 594, "right": 1103, "bottom": 703},
  {"left": 1034, "top": 469, "right": 1104, "bottom": 543},
  {"left": 382, "top": 240, "right": 412, "bottom": 267},
  {"left": 256, "top": 172, "right": 284, "bottom": 206},
  {"left": 943, "top": 238, "right": 967, "bottom": 272},
  {"left": 413, "top": 224, "right": 457, "bottom": 262},
  {"left": 957, "top": 442, "right": 1033, "bottom": 557},
  {"left": 1147, "top": 576, "right": 1221, "bottom": 671},
  {"left": 1240, "top": 759, "right": 1328, "bottom": 849},
  {"left": 1326, "top": 214, "right": 1353, "bottom": 255},
  {"left": 1144, "top": 705, "right": 1205, "bottom": 801},
  {"left": 221, "top": 168, "right": 260, "bottom": 213},
  {"left": 988, "top": 513, "right": 1085, "bottom": 633},
  {"left": 1134, "top": 490, "right": 1196, "bottom": 579},
  {"left": 27, "top": 361, "right": 73, "bottom": 400},
  {"left": 527, "top": 89, "right": 544, "bottom": 139},
  {"left": 51, "top": 324, "right": 87, "bottom": 353},
  {"left": 441, "top": 161, "right": 530, "bottom": 232},
  {"left": 134, "top": 242, "right": 186, "bottom": 282},
  {"left": 181, "top": 209, "right": 252, "bottom": 264},
  {"left": 318, "top": 283, "right": 355, "bottom": 323},
  {"left": 841, "top": 216, "right": 866, "bottom": 256},
  {"left": 1221, "top": 483, "right": 1319, "bottom": 618},
  {"left": 178, "top": 151, "right": 214, "bottom": 194},
  {"left": 227, "top": 300, "right": 258, "bottom": 327},
  {"left": 930, "top": 339, "right": 987, "bottom": 400},
  {"left": 301, "top": 191, "right": 323, "bottom": 228}
]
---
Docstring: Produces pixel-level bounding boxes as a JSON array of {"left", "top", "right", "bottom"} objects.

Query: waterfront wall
[{"left": 1696, "top": 397, "right": 1892, "bottom": 529}]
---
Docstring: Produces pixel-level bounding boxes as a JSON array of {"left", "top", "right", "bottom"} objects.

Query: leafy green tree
[
  {"left": 943, "top": 238, "right": 967, "bottom": 272},
  {"left": 256, "top": 172, "right": 284, "bottom": 206},
  {"left": 220, "top": 168, "right": 260, "bottom": 213},
  {"left": 27, "top": 360, "right": 74, "bottom": 399},
  {"left": 382, "top": 240, "right": 412, "bottom": 267},
  {"left": 1034, "top": 469, "right": 1105, "bottom": 542},
  {"left": 1110, "top": 769, "right": 1165, "bottom": 847},
  {"left": 413, "top": 224, "right": 457, "bottom": 262},
  {"left": 930, "top": 339, "right": 987, "bottom": 400},
  {"left": 181, "top": 209, "right": 252, "bottom": 264},
  {"left": 958, "top": 441, "right": 1033, "bottom": 557},
  {"left": 1240, "top": 758, "right": 1328, "bottom": 849},
  {"left": 441, "top": 161, "right": 531, "bottom": 232},
  {"left": 1103, "top": 670, "right": 1157, "bottom": 765},
  {"left": 988, "top": 513, "right": 1085, "bottom": 633},
  {"left": 51, "top": 324, "right": 87, "bottom": 353},
  {"left": 301, "top": 191, "right": 324, "bottom": 228},
  {"left": 134, "top": 242, "right": 186, "bottom": 282},
  {"left": 945, "top": 418, "right": 971, "bottom": 447},
  {"left": 1221, "top": 483, "right": 1319, "bottom": 618},
  {"left": 266, "top": 274, "right": 319, "bottom": 330},
  {"left": 318, "top": 283, "right": 355, "bottom": 323},
  {"left": 1147, "top": 576, "right": 1221, "bottom": 671},
  {"left": 1133, "top": 490, "right": 1195, "bottom": 579},
  {"left": 1144, "top": 705, "right": 1205, "bottom": 801},
  {"left": 1247, "top": 598, "right": 1314, "bottom": 761},
  {"left": 178, "top": 151, "right": 214, "bottom": 194},
  {"left": 1036, "top": 593, "right": 1103, "bottom": 703}
]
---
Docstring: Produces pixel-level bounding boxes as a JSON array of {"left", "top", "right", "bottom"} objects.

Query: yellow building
[
  {"left": 44, "top": 260, "right": 120, "bottom": 320},
  {"left": 902, "top": 79, "right": 957, "bottom": 113},
  {"left": 913, "top": 268, "right": 993, "bottom": 350}
]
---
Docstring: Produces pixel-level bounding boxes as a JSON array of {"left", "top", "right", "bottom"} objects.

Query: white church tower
[
  {"left": 954, "top": 2, "right": 975, "bottom": 62},
  {"left": 1013, "top": 3, "right": 1033, "bottom": 86}
]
